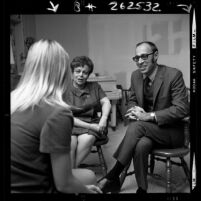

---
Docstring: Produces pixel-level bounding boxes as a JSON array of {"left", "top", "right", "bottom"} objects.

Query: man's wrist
[{"left": 150, "top": 112, "right": 156, "bottom": 122}]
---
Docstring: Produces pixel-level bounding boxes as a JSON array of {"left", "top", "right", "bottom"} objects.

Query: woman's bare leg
[
  {"left": 71, "top": 135, "right": 78, "bottom": 168},
  {"left": 75, "top": 134, "right": 96, "bottom": 167}
]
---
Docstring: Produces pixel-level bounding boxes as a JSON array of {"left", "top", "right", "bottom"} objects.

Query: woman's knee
[
  {"left": 88, "top": 135, "right": 96, "bottom": 144},
  {"left": 84, "top": 169, "right": 97, "bottom": 184},
  {"left": 78, "top": 134, "right": 96, "bottom": 147},
  {"left": 72, "top": 168, "right": 97, "bottom": 185}
]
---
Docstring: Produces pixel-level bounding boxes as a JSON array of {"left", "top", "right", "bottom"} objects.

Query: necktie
[{"left": 143, "top": 77, "right": 151, "bottom": 95}]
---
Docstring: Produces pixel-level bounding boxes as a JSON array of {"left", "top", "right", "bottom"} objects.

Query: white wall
[
  {"left": 88, "top": 14, "right": 190, "bottom": 89},
  {"left": 34, "top": 14, "right": 190, "bottom": 89},
  {"left": 35, "top": 14, "right": 89, "bottom": 63}
]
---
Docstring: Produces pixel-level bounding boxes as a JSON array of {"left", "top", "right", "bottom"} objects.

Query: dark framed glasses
[{"left": 132, "top": 52, "right": 155, "bottom": 62}]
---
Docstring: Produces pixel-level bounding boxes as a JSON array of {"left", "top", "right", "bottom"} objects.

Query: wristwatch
[{"left": 150, "top": 112, "right": 156, "bottom": 122}]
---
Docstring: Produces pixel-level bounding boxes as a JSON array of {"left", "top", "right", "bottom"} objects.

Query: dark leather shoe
[
  {"left": 136, "top": 187, "right": 147, "bottom": 194},
  {"left": 98, "top": 178, "right": 121, "bottom": 194}
]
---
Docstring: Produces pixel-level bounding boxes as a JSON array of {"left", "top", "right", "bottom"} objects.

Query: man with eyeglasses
[{"left": 98, "top": 41, "right": 189, "bottom": 194}]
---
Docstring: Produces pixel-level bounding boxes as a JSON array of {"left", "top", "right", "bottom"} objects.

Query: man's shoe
[
  {"left": 136, "top": 187, "right": 147, "bottom": 194},
  {"left": 98, "top": 177, "right": 121, "bottom": 194}
]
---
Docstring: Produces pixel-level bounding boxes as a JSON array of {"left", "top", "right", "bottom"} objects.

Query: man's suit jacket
[{"left": 128, "top": 64, "right": 189, "bottom": 126}]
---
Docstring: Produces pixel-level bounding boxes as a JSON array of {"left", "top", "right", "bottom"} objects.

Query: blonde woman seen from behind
[{"left": 11, "top": 39, "right": 102, "bottom": 194}]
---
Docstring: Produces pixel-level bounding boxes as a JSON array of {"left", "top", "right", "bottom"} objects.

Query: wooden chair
[
  {"left": 119, "top": 88, "right": 190, "bottom": 193},
  {"left": 79, "top": 114, "right": 109, "bottom": 177},
  {"left": 79, "top": 135, "right": 108, "bottom": 177},
  {"left": 121, "top": 88, "right": 131, "bottom": 126},
  {"left": 91, "top": 136, "right": 109, "bottom": 176},
  {"left": 149, "top": 88, "right": 191, "bottom": 192},
  {"left": 149, "top": 116, "right": 190, "bottom": 193},
  {"left": 119, "top": 117, "right": 190, "bottom": 193}
]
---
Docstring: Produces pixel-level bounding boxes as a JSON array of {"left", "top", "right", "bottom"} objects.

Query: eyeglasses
[{"left": 132, "top": 52, "right": 155, "bottom": 62}]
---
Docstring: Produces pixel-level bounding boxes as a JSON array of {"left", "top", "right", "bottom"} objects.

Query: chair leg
[
  {"left": 166, "top": 157, "right": 172, "bottom": 193},
  {"left": 149, "top": 154, "right": 155, "bottom": 174},
  {"left": 180, "top": 157, "right": 191, "bottom": 184},
  {"left": 96, "top": 145, "right": 107, "bottom": 176}
]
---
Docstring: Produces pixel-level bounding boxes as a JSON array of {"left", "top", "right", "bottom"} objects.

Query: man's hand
[
  {"left": 125, "top": 110, "right": 138, "bottom": 120},
  {"left": 134, "top": 111, "right": 152, "bottom": 121},
  {"left": 127, "top": 106, "right": 145, "bottom": 113},
  {"left": 125, "top": 106, "right": 153, "bottom": 122},
  {"left": 125, "top": 106, "right": 145, "bottom": 120}
]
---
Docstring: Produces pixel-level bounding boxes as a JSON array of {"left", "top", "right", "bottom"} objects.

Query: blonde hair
[{"left": 11, "top": 39, "right": 71, "bottom": 114}]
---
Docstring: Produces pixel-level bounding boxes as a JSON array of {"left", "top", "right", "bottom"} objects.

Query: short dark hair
[
  {"left": 136, "top": 41, "right": 158, "bottom": 53},
  {"left": 70, "top": 56, "right": 94, "bottom": 75}
]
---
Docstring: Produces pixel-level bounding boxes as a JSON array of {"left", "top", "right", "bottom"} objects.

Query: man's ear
[{"left": 154, "top": 51, "right": 159, "bottom": 61}]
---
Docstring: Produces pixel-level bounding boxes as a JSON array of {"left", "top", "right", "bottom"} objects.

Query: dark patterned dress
[{"left": 63, "top": 81, "right": 107, "bottom": 139}]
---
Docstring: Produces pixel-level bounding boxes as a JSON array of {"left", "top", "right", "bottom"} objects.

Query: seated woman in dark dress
[
  {"left": 63, "top": 56, "right": 111, "bottom": 168},
  {"left": 11, "top": 39, "right": 102, "bottom": 194}
]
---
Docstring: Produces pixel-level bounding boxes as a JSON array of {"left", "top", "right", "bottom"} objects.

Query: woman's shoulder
[
  {"left": 38, "top": 103, "right": 73, "bottom": 120},
  {"left": 50, "top": 105, "right": 73, "bottom": 118}
]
